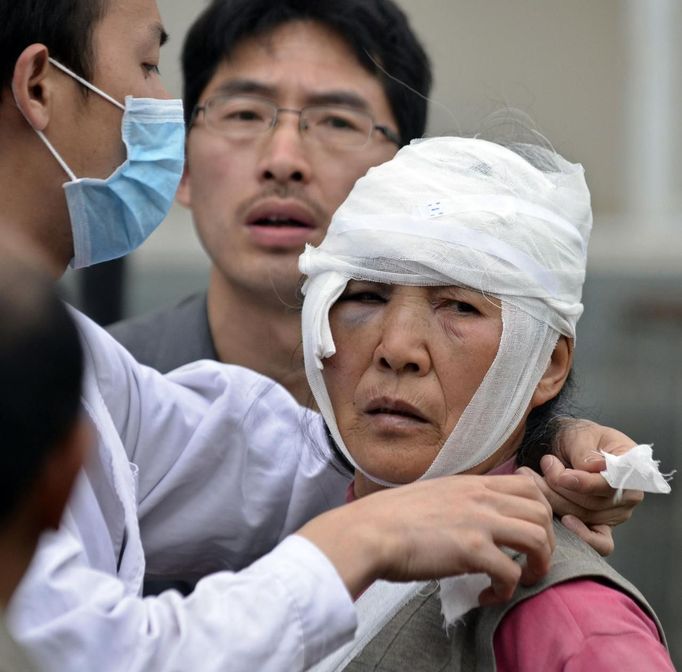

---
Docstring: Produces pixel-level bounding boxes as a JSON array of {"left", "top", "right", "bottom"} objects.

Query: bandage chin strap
[{"left": 422, "top": 304, "right": 559, "bottom": 478}]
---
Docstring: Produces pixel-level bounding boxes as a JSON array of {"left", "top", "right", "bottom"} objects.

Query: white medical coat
[{"left": 7, "top": 309, "right": 356, "bottom": 671}]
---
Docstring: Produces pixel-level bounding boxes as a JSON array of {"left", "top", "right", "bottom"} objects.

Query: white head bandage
[{"left": 300, "top": 137, "right": 592, "bottom": 483}]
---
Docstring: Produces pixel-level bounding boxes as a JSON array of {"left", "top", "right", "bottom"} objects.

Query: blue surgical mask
[{"left": 17, "top": 58, "right": 185, "bottom": 269}]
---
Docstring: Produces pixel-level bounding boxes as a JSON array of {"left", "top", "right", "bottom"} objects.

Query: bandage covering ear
[{"left": 300, "top": 137, "right": 592, "bottom": 483}]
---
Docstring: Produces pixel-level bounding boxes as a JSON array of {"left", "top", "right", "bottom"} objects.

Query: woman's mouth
[{"left": 364, "top": 398, "right": 429, "bottom": 424}]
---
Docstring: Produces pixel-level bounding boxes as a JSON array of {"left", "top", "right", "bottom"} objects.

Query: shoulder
[
  {"left": 109, "top": 293, "right": 205, "bottom": 335},
  {"left": 107, "top": 292, "right": 216, "bottom": 372},
  {"left": 475, "top": 520, "right": 670, "bottom": 670},
  {"left": 70, "top": 305, "right": 132, "bottom": 371},
  {"left": 494, "top": 578, "right": 672, "bottom": 671}
]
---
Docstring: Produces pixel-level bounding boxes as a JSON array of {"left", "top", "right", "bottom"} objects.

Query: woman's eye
[
  {"left": 339, "top": 291, "right": 386, "bottom": 304},
  {"left": 440, "top": 300, "right": 479, "bottom": 315}
]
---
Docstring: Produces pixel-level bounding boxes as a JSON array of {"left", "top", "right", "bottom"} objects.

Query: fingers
[
  {"left": 490, "top": 515, "right": 555, "bottom": 585},
  {"left": 594, "top": 425, "right": 638, "bottom": 456},
  {"left": 485, "top": 474, "right": 553, "bottom": 518},
  {"left": 461, "top": 535, "right": 538, "bottom": 605},
  {"left": 540, "top": 454, "right": 616, "bottom": 495},
  {"left": 514, "top": 466, "right": 556, "bottom": 508},
  {"left": 478, "top": 558, "right": 521, "bottom": 606},
  {"left": 528, "top": 456, "right": 645, "bottom": 525},
  {"left": 461, "top": 517, "right": 553, "bottom": 606},
  {"left": 467, "top": 478, "right": 555, "bottom": 589},
  {"left": 463, "top": 540, "right": 524, "bottom": 604},
  {"left": 540, "top": 454, "right": 617, "bottom": 497},
  {"left": 555, "top": 419, "right": 637, "bottom": 470},
  {"left": 482, "top": 477, "right": 555, "bottom": 558},
  {"left": 484, "top": 477, "right": 554, "bottom": 538},
  {"left": 561, "top": 515, "right": 615, "bottom": 556}
]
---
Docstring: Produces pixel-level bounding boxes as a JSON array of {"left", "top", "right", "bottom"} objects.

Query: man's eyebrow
[
  {"left": 151, "top": 22, "right": 169, "bottom": 47},
  {"left": 210, "top": 81, "right": 371, "bottom": 112},
  {"left": 305, "top": 91, "right": 371, "bottom": 112},
  {"left": 213, "top": 80, "right": 277, "bottom": 98}
]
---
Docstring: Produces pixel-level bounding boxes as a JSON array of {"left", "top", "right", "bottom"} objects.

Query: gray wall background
[{"left": 64, "top": 1, "right": 682, "bottom": 664}]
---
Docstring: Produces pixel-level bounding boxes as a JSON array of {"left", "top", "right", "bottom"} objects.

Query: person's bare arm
[
  {"left": 518, "top": 420, "right": 643, "bottom": 556},
  {"left": 298, "top": 473, "right": 554, "bottom": 604}
]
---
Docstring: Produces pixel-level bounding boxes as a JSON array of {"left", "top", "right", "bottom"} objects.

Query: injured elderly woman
[{"left": 299, "top": 137, "right": 673, "bottom": 670}]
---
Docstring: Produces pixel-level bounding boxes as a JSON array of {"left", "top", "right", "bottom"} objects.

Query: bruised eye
[{"left": 338, "top": 291, "right": 387, "bottom": 304}]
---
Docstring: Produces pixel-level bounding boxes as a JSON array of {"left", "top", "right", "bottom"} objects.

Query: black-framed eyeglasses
[{"left": 190, "top": 94, "right": 401, "bottom": 149}]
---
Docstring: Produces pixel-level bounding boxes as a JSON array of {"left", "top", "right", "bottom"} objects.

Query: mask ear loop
[
  {"left": 34, "top": 129, "right": 78, "bottom": 182},
  {"left": 10, "top": 80, "right": 78, "bottom": 183},
  {"left": 44, "top": 58, "right": 127, "bottom": 182},
  {"left": 48, "top": 58, "right": 125, "bottom": 112},
  {"left": 12, "top": 57, "right": 127, "bottom": 183}
]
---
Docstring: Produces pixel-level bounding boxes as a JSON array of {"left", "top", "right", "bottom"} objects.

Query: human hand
[
  {"left": 298, "top": 474, "right": 555, "bottom": 604},
  {"left": 516, "top": 419, "right": 644, "bottom": 556}
]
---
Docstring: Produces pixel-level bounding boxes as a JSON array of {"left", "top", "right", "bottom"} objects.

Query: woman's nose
[{"left": 372, "top": 304, "right": 432, "bottom": 376}]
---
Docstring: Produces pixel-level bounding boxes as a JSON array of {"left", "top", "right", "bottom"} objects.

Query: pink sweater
[{"left": 494, "top": 578, "right": 673, "bottom": 670}]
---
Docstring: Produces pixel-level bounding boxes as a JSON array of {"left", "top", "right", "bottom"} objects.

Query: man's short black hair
[
  {"left": 0, "top": 257, "right": 83, "bottom": 524},
  {"left": 0, "top": 0, "right": 108, "bottom": 101},
  {"left": 182, "top": 0, "right": 432, "bottom": 146}
]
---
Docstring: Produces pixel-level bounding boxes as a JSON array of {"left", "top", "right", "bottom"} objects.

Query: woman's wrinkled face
[{"left": 323, "top": 281, "right": 504, "bottom": 492}]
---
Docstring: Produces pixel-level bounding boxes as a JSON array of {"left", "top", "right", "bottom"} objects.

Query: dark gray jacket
[{"left": 108, "top": 292, "right": 217, "bottom": 372}]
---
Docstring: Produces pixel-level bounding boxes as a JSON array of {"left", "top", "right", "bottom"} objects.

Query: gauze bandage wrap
[{"left": 300, "top": 137, "right": 592, "bottom": 482}]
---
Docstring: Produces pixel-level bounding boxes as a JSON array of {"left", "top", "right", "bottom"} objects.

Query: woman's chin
[
  {"left": 342, "top": 423, "right": 443, "bottom": 490},
  {"left": 351, "top": 454, "right": 433, "bottom": 492}
]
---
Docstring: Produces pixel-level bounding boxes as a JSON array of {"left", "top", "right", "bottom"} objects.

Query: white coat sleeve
[{"left": 10, "top": 526, "right": 356, "bottom": 672}]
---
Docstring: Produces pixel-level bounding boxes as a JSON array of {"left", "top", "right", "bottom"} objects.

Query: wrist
[{"left": 297, "top": 498, "right": 389, "bottom": 598}]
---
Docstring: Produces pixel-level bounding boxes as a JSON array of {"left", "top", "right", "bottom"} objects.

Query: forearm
[{"left": 9, "top": 534, "right": 356, "bottom": 672}]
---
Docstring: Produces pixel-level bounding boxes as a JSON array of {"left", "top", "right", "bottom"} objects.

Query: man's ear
[
  {"left": 35, "top": 416, "right": 91, "bottom": 530},
  {"left": 175, "top": 160, "right": 192, "bottom": 208},
  {"left": 11, "top": 44, "right": 54, "bottom": 132},
  {"left": 530, "top": 336, "right": 573, "bottom": 409}
]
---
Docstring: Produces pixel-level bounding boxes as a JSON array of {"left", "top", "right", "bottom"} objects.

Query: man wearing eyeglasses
[
  {"left": 110, "top": 0, "right": 643, "bottom": 558},
  {"left": 110, "top": 0, "right": 417, "bottom": 409}
]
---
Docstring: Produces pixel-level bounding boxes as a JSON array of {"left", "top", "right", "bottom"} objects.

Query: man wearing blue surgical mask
[
  {"left": 14, "top": 57, "right": 185, "bottom": 269},
  {"left": 0, "top": 2, "right": 645, "bottom": 671},
  {"left": 13, "top": 57, "right": 184, "bottom": 269},
  {"left": 1, "top": 1, "right": 173, "bottom": 275}
]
